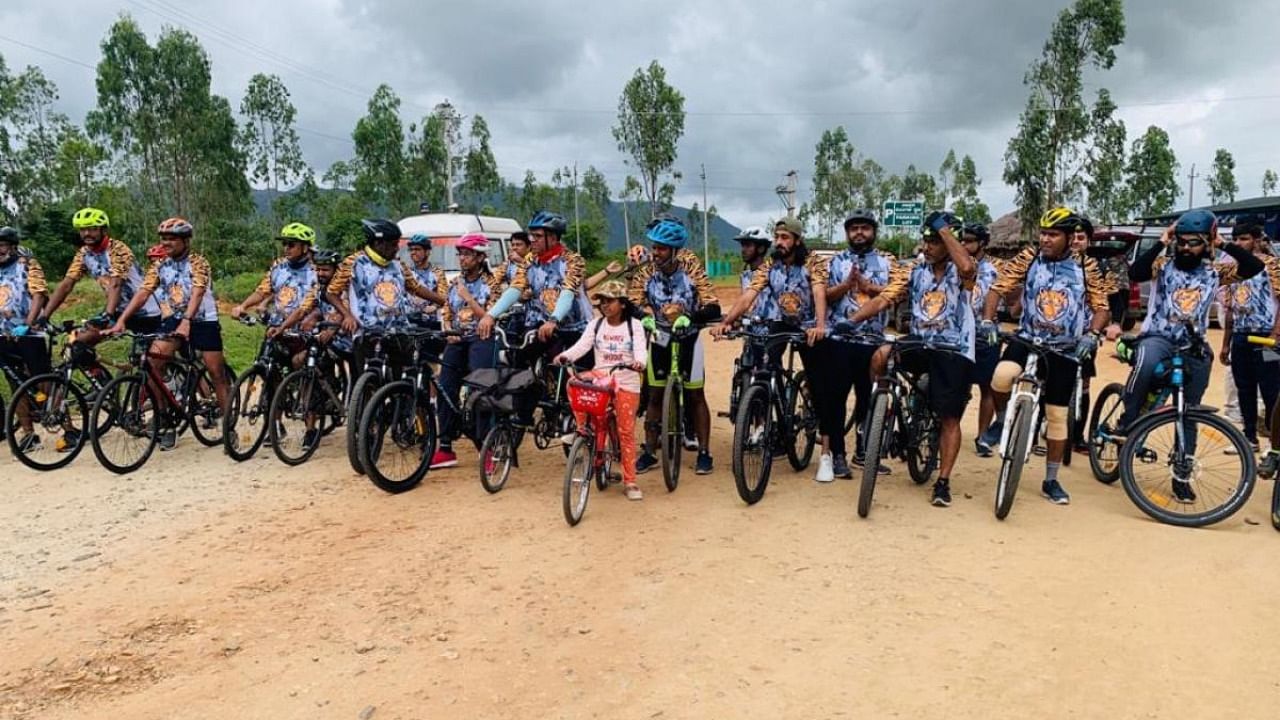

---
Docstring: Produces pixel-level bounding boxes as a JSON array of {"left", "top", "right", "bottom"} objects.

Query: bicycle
[
  {"left": 88, "top": 331, "right": 233, "bottom": 474},
  {"left": 991, "top": 334, "right": 1080, "bottom": 520},
  {"left": 345, "top": 327, "right": 405, "bottom": 475},
  {"left": 1242, "top": 335, "right": 1280, "bottom": 532},
  {"left": 717, "top": 317, "right": 767, "bottom": 427},
  {"left": 647, "top": 319, "right": 705, "bottom": 492},
  {"left": 4, "top": 321, "right": 115, "bottom": 470},
  {"left": 856, "top": 334, "right": 956, "bottom": 518},
  {"left": 266, "top": 323, "right": 350, "bottom": 466},
  {"left": 562, "top": 365, "right": 627, "bottom": 526},
  {"left": 1087, "top": 322, "right": 1254, "bottom": 527},
  {"left": 724, "top": 324, "right": 818, "bottom": 505},
  {"left": 224, "top": 313, "right": 292, "bottom": 461}
]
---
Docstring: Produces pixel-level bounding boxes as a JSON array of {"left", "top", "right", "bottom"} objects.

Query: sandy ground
[{"left": 3, "top": 310, "right": 1280, "bottom": 720}]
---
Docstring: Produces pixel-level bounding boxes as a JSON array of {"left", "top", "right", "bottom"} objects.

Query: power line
[{"left": 0, "top": 33, "right": 96, "bottom": 70}]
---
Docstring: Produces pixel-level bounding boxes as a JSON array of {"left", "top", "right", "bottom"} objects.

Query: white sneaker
[{"left": 815, "top": 452, "right": 835, "bottom": 483}]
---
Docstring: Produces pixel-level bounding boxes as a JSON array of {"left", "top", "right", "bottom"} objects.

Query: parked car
[{"left": 395, "top": 212, "right": 522, "bottom": 280}]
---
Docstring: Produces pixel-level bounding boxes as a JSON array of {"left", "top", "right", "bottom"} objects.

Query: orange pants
[{"left": 574, "top": 387, "right": 641, "bottom": 487}]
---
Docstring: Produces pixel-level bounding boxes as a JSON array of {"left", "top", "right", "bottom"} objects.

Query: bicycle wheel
[
  {"left": 563, "top": 434, "right": 594, "bottom": 526},
  {"left": 5, "top": 373, "right": 88, "bottom": 471},
  {"left": 188, "top": 364, "right": 232, "bottom": 447},
  {"left": 269, "top": 369, "right": 325, "bottom": 466},
  {"left": 858, "top": 391, "right": 891, "bottom": 519},
  {"left": 786, "top": 372, "right": 817, "bottom": 471},
  {"left": 223, "top": 367, "right": 268, "bottom": 460},
  {"left": 905, "top": 392, "right": 940, "bottom": 485},
  {"left": 732, "top": 384, "right": 773, "bottom": 505},
  {"left": 994, "top": 395, "right": 1036, "bottom": 520},
  {"left": 346, "top": 372, "right": 381, "bottom": 475},
  {"left": 1087, "top": 382, "right": 1125, "bottom": 484},
  {"left": 1272, "top": 476, "right": 1280, "bottom": 531},
  {"left": 90, "top": 374, "right": 159, "bottom": 475},
  {"left": 1119, "top": 410, "right": 1255, "bottom": 528},
  {"left": 479, "top": 423, "right": 516, "bottom": 494},
  {"left": 660, "top": 376, "right": 683, "bottom": 492},
  {"left": 598, "top": 421, "right": 620, "bottom": 491},
  {"left": 359, "top": 381, "right": 435, "bottom": 494}
]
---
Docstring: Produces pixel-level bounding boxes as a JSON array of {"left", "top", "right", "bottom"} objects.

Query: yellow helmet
[
  {"left": 278, "top": 222, "right": 316, "bottom": 246},
  {"left": 1039, "top": 207, "right": 1083, "bottom": 232},
  {"left": 73, "top": 207, "right": 110, "bottom": 229}
]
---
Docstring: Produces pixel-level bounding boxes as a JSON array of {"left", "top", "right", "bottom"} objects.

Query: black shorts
[
  {"left": 160, "top": 317, "right": 224, "bottom": 353},
  {"left": 126, "top": 314, "right": 163, "bottom": 335},
  {"left": 900, "top": 347, "right": 974, "bottom": 420},
  {"left": 648, "top": 334, "right": 704, "bottom": 389},
  {"left": 0, "top": 335, "right": 53, "bottom": 387},
  {"left": 972, "top": 341, "right": 1000, "bottom": 386},
  {"left": 1000, "top": 342, "right": 1077, "bottom": 406}
]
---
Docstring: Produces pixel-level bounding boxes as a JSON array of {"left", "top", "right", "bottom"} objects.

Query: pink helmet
[{"left": 456, "top": 233, "right": 489, "bottom": 252}]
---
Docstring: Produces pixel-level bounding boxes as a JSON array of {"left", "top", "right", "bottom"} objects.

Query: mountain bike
[
  {"left": 267, "top": 323, "right": 349, "bottom": 466},
  {"left": 224, "top": 314, "right": 292, "bottom": 461},
  {"left": 647, "top": 319, "right": 704, "bottom": 492}
]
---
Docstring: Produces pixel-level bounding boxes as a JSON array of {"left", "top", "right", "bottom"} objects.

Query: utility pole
[
  {"left": 623, "top": 197, "right": 631, "bottom": 250},
  {"left": 1187, "top": 163, "right": 1200, "bottom": 209},
  {"left": 775, "top": 170, "right": 798, "bottom": 218},
  {"left": 700, "top": 164, "right": 709, "bottom": 266},
  {"left": 572, "top": 163, "right": 581, "bottom": 254}
]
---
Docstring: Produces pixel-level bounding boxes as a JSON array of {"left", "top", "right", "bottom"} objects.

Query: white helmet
[{"left": 734, "top": 226, "right": 771, "bottom": 247}]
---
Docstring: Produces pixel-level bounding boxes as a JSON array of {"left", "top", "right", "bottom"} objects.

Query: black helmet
[
  {"left": 313, "top": 248, "right": 341, "bottom": 266},
  {"left": 1077, "top": 216, "right": 1094, "bottom": 239},
  {"left": 0, "top": 226, "right": 18, "bottom": 244},
  {"left": 528, "top": 210, "right": 568, "bottom": 236},
  {"left": 963, "top": 222, "right": 990, "bottom": 244},
  {"left": 922, "top": 210, "right": 963, "bottom": 240},
  {"left": 843, "top": 209, "right": 879, "bottom": 230},
  {"left": 361, "top": 218, "right": 402, "bottom": 244}
]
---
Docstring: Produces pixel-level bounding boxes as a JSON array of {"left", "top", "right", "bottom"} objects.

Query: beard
[
  {"left": 1174, "top": 250, "right": 1202, "bottom": 271},
  {"left": 771, "top": 246, "right": 793, "bottom": 263},
  {"left": 849, "top": 239, "right": 874, "bottom": 255}
]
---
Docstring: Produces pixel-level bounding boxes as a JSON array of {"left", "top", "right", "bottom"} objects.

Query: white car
[{"left": 395, "top": 212, "right": 522, "bottom": 281}]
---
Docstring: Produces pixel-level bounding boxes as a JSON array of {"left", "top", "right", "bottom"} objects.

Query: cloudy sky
[{"left": 2, "top": 0, "right": 1278, "bottom": 231}]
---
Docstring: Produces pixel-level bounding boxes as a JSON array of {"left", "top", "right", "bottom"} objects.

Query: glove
[
  {"left": 927, "top": 211, "right": 956, "bottom": 233},
  {"left": 641, "top": 316, "right": 657, "bottom": 333},
  {"left": 978, "top": 320, "right": 998, "bottom": 347},
  {"left": 11, "top": 324, "right": 30, "bottom": 337},
  {"left": 33, "top": 315, "right": 49, "bottom": 330},
  {"left": 672, "top": 315, "right": 691, "bottom": 331},
  {"left": 1076, "top": 334, "right": 1099, "bottom": 362},
  {"left": 88, "top": 312, "right": 112, "bottom": 329}
]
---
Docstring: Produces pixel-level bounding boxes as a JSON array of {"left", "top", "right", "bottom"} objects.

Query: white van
[{"left": 395, "top": 213, "right": 522, "bottom": 279}]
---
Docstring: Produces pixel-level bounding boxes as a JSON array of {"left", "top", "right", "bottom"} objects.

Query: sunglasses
[{"left": 1174, "top": 237, "right": 1207, "bottom": 248}]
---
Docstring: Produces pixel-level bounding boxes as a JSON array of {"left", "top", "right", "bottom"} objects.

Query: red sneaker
[{"left": 430, "top": 449, "right": 458, "bottom": 469}]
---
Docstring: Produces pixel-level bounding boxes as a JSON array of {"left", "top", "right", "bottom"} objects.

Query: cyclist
[
  {"left": 980, "top": 207, "right": 1111, "bottom": 505},
  {"left": 822, "top": 209, "right": 906, "bottom": 481},
  {"left": 627, "top": 217, "right": 721, "bottom": 475},
  {"left": 849, "top": 211, "right": 975, "bottom": 508},
  {"left": 964, "top": 222, "right": 1004, "bottom": 458},
  {"left": 0, "top": 226, "right": 51, "bottom": 451},
  {"left": 405, "top": 233, "right": 448, "bottom": 322},
  {"left": 432, "top": 233, "right": 507, "bottom": 469},
  {"left": 108, "top": 217, "right": 231, "bottom": 450},
  {"left": 497, "top": 230, "right": 531, "bottom": 289},
  {"left": 1217, "top": 215, "right": 1280, "bottom": 454},
  {"left": 41, "top": 207, "right": 162, "bottom": 338},
  {"left": 232, "top": 223, "right": 318, "bottom": 330},
  {"left": 1116, "top": 209, "right": 1262, "bottom": 501},
  {"left": 554, "top": 280, "right": 648, "bottom": 500}
]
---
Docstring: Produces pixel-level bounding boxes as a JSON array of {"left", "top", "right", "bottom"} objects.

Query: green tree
[
  {"left": 1003, "top": 0, "right": 1126, "bottom": 231},
  {"left": 1124, "top": 125, "right": 1180, "bottom": 217},
  {"left": 1208, "top": 148, "right": 1238, "bottom": 204},
  {"left": 461, "top": 114, "right": 499, "bottom": 209},
  {"left": 938, "top": 149, "right": 959, "bottom": 206},
  {"left": 579, "top": 165, "right": 611, "bottom": 237},
  {"left": 53, "top": 126, "right": 109, "bottom": 207},
  {"left": 1264, "top": 169, "right": 1278, "bottom": 197},
  {"left": 810, "top": 126, "right": 862, "bottom": 242},
  {"left": 619, "top": 174, "right": 646, "bottom": 245},
  {"left": 612, "top": 60, "right": 686, "bottom": 219},
  {"left": 323, "top": 160, "right": 356, "bottom": 191},
  {"left": 353, "top": 84, "right": 411, "bottom": 216},
  {"left": 1085, "top": 89, "right": 1127, "bottom": 222},
  {"left": 238, "top": 73, "right": 306, "bottom": 196},
  {"left": 1, "top": 58, "right": 81, "bottom": 216},
  {"left": 951, "top": 155, "right": 990, "bottom": 223},
  {"left": 406, "top": 113, "right": 448, "bottom": 212}
]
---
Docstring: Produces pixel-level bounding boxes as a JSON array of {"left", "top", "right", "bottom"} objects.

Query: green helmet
[
  {"left": 73, "top": 207, "right": 110, "bottom": 229},
  {"left": 278, "top": 222, "right": 316, "bottom": 246}
]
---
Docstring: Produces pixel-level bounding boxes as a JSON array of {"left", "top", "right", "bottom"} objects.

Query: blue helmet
[
  {"left": 527, "top": 210, "right": 567, "bottom": 236},
  {"left": 407, "top": 233, "right": 431, "bottom": 247},
  {"left": 646, "top": 218, "right": 689, "bottom": 249},
  {"left": 1175, "top": 209, "right": 1217, "bottom": 236}
]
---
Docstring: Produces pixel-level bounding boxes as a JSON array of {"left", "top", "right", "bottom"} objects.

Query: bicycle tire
[
  {"left": 359, "top": 381, "right": 436, "bottom": 494},
  {"left": 660, "top": 376, "right": 683, "bottom": 492},
  {"left": 89, "top": 374, "right": 159, "bottom": 475},
  {"left": 563, "top": 434, "right": 594, "bottom": 526},
  {"left": 223, "top": 366, "right": 268, "bottom": 460},
  {"left": 732, "top": 384, "right": 773, "bottom": 505},
  {"left": 269, "top": 369, "right": 325, "bottom": 466},
  {"left": 346, "top": 371, "right": 381, "bottom": 475},
  {"left": 786, "top": 371, "right": 817, "bottom": 471},
  {"left": 1087, "top": 382, "right": 1125, "bottom": 484},
  {"left": 6, "top": 373, "right": 88, "bottom": 471},
  {"left": 598, "top": 420, "right": 620, "bottom": 491},
  {"left": 1119, "top": 410, "right": 1255, "bottom": 528},
  {"left": 1272, "top": 475, "right": 1280, "bottom": 531},
  {"left": 186, "top": 364, "right": 231, "bottom": 447},
  {"left": 995, "top": 395, "right": 1036, "bottom": 520},
  {"left": 479, "top": 424, "right": 515, "bottom": 494},
  {"left": 905, "top": 393, "right": 940, "bottom": 486},
  {"left": 858, "top": 391, "right": 891, "bottom": 519}
]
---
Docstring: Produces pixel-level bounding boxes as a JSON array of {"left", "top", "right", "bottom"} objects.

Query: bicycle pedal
[{"left": 716, "top": 411, "right": 731, "bottom": 419}]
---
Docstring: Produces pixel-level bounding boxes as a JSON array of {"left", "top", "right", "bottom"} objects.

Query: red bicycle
[{"left": 561, "top": 366, "right": 628, "bottom": 526}]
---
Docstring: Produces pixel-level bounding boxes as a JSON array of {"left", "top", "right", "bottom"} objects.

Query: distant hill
[{"left": 251, "top": 189, "right": 742, "bottom": 252}]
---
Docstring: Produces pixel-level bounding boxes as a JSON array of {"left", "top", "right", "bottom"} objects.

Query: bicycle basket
[{"left": 568, "top": 379, "right": 613, "bottom": 416}]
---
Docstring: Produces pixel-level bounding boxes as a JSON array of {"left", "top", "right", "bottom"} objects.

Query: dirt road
[{"left": 3, "top": 324, "right": 1279, "bottom": 720}]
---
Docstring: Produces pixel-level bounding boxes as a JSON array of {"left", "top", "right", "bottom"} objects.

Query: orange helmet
[
  {"left": 627, "top": 244, "right": 650, "bottom": 266},
  {"left": 157, "top": 217, "right": 193, "bottom": 237},
  {"left": 146, "top": 243, "right": 168, "bottom": 261}
]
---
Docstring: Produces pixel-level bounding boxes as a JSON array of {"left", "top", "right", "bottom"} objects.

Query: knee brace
[
  {"left": 1044, "top": 404, "right": 1069, "bottom": 441},
  {"left": 991, "top": 361, "right": 1022, "bottom": 393}
]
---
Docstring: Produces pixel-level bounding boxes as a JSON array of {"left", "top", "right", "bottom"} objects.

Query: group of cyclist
[{"left": 4, "top": 200, "right": 1278, "bottom": 514}]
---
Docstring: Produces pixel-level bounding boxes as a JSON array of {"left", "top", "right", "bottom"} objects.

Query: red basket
[{"left": 568, "top": 378, "right": 614, "bottom": 416}]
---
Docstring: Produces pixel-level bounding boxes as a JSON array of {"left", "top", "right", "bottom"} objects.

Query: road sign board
[{"left": 882, "top": 200, "right": 925, "bottom": 228}]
